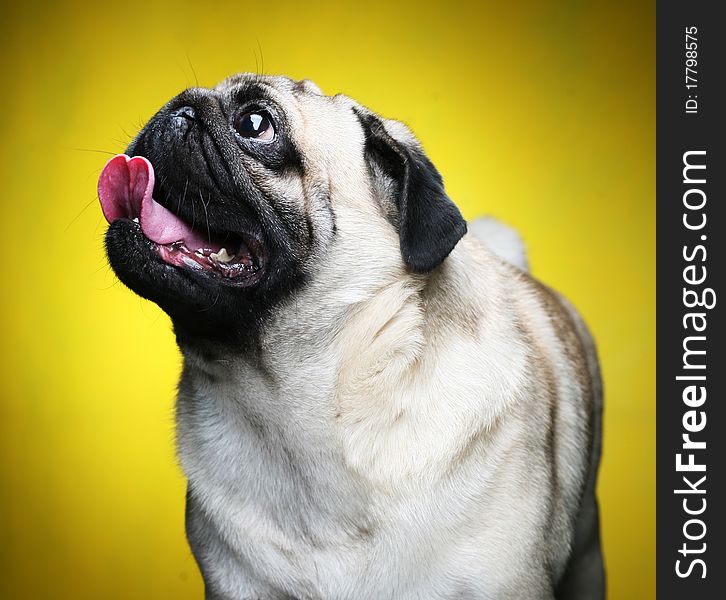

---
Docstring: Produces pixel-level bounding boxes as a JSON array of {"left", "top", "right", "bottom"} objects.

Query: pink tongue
[{"left": 98, "top": 154, "right": 212, "bottom": 249}]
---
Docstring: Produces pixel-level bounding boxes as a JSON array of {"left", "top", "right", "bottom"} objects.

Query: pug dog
[{"left": 98, "top": 74, "right": 604, "bottom": 600}]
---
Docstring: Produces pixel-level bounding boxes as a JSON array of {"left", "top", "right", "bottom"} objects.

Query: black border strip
[{"left": 657, "top": 2, "right": 725, "bottom": 597}]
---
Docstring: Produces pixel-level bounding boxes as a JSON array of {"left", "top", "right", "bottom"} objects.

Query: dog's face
[{"left": 101, "top": 74, "right": 466, "bottom": 345}]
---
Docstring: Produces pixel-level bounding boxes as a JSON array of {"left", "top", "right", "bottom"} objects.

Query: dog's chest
[{"left": 181, "top": 396, "right": 551, "bottom": 600}]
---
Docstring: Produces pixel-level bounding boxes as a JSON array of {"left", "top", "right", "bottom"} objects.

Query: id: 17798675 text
[{"left": 685, "top": 26, "right": 698, "bottom": 114}]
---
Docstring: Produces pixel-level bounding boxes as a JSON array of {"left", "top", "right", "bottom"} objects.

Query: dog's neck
[{"left": 176, "top": 237, "right": 523, "bottom": 498}]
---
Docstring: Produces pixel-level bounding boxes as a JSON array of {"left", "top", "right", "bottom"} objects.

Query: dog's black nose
[
  {"left": 170, "top": 106, "right": 197, "bottom": 135},
  {"left": 171, "top": 106, "right": 196, "bottom": 121}
]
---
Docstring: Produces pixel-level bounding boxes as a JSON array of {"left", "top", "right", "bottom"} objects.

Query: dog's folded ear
[{"left": 356, "top": 110, "right": 467, "bottom": 273}]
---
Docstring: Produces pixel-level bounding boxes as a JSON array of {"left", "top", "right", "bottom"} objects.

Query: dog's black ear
[{"left": 356, "top": 110, "right": 467, "bottom": 273}]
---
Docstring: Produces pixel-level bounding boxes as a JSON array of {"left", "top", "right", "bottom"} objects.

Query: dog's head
[{"left": 100, "top": 74, "right": 466, "bottom": 345}]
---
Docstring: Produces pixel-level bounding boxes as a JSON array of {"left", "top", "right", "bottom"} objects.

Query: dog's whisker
[
  {"left": 66, "top": 195, "right": 102, "bottom": 231},
  {"left": 179, "top": 177, "right": 189, "bottom": 218},
  {"left": 256, "top": 39, "right": 265, "bottom": 76},
  {"left": 186, "top": 53, "right": 199, "bottom": 87},
  {"left": 93, "top": 260, "right": 112, "bottom": 275},
  {"left": 97, "top": 274, "right": 121, "bottom": 291},
  {"left": 66, "top": 146, "right": 116, "bottom": 156},
  {"left": 201, "top": 191, "right": 212, "bottom": 244},
  {"left": 151, "top": 308, "right": 164, "bottom": 326},
  {"left": 197, "top": 292, "right": 220, "bottom": 312},
  {"left": 119, "top": 126, "right": 136, "bottom": 142}
]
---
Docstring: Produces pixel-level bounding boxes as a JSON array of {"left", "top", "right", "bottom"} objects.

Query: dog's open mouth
[{"left": 98, "top": 155, "right": 263, "bottom": 281}]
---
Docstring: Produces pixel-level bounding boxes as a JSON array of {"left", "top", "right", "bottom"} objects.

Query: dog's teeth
[
  {"left": 210, "top": 248, "right": 235, "bottom": 263},
  {"left": 132, "top": 217, "right": 140, "bottom": 223},
  {"left": 182, "top": 257, "right": 201, "bottom": 269}
]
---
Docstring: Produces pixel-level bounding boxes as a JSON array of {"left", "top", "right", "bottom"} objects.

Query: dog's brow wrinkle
[
  {"left": 214, "top": 94, "right": 228, "bottom": 121},
  {"left": 199, "top": 136, "right": 228, "bottom": 199},
  {"left": 199, "top": 129, "right": 235, "bottom": 193}
]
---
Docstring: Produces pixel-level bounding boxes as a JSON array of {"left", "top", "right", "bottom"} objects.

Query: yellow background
[{"left": 0, "top": 1, "right": 654, "bottom": 598}]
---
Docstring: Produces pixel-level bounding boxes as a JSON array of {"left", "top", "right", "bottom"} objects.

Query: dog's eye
[{"left": 235, "top": 111, "right": 275, "bottom": 142}]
